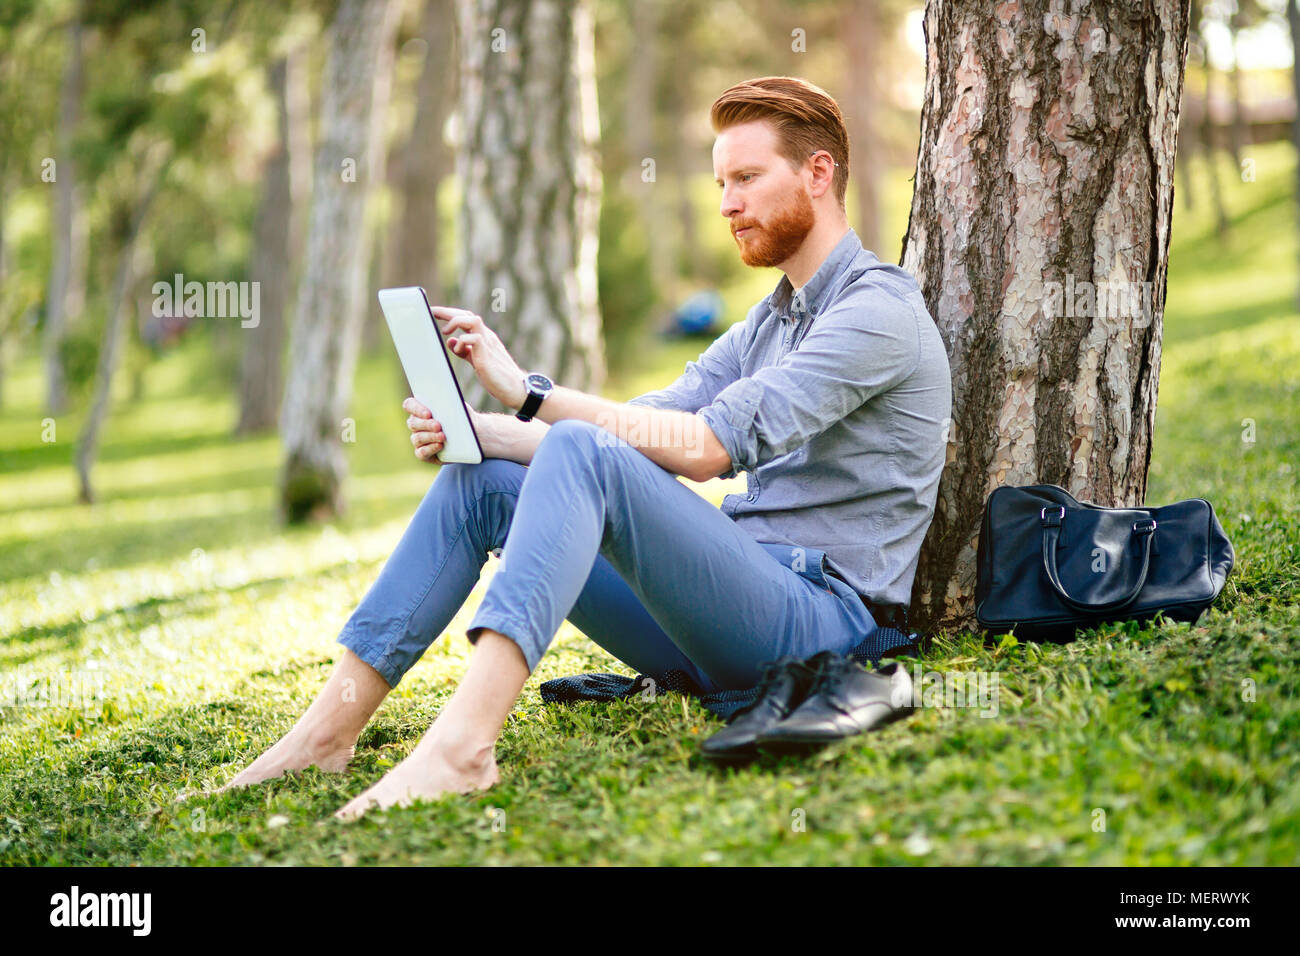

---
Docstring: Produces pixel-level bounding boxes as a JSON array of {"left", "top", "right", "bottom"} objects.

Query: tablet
[{"left": 377, "top": 286, "right": 484, "bottom": 464}]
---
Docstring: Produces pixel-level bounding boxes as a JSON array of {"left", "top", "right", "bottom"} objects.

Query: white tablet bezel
[{"left": 377, "top": 286, "right": 484, "bottom": 465}]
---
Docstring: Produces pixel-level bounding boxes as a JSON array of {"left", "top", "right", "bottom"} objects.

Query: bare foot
[
  {"left": 202, "top": 729, "right": 358, "bottom": 797},
  {"left": 334, "top": 745, "right": 499, "bottom": 822}
]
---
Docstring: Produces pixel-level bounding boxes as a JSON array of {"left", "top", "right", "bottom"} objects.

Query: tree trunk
[
  {"left": 1176, "top": 98, "right": 1196, "bottom": 212},
  {"left": 1288, "top": 0, "right": 1300, "bottom": 308},
  {"left": 1200, "top": 31, "right": 1230, "bottom": 236},
  {"left": 454, "top": 0, "right": 605, "bottom": 412},
  {"left": 666, "top": 7, "right": 702, "bottom": 296},
  {"left": 43, "top": 8, "right": 88, "bottom": 418},
  {"left": 237, "top": 47, "right": 309, "bottom": 435},
  {"left": 901, "top": 0, "right": 1190, "bottom": 629},
  {"left": 128, "top": 241, "right": 155, "bottom": 403},
  {"left": 379, "top": 0, "right": 456, "bottom": 394},
  {"left": 1227, "top": 13, "right": 1246, "bottom": 170},
  {"left": 626, "top": 0, "right": 673, "bottom": 305},
  {"left": 842, "top": 0, "right": 882, "bottom": 253},
  {"left": 75, "top": 148, "right": 171, "bottom": 504},
  {"left": 279, "top": 0, "right": 401, "bottom": 523},
  {"left": 0, "top": 189, "right": 8, "bottom": 412}
]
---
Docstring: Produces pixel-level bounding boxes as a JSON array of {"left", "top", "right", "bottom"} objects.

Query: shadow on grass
[
  {"left": 0, "top": 491, "right": 425, "bottom": 585},
  {"left": 0, "top": 465, "right": 283, "bottom": 519},
  {"left": 0, "top": 428, "right": 264, "bottom": 477},
  {"left": 0, "top": 567, "right": 369, "bottom": 666}
]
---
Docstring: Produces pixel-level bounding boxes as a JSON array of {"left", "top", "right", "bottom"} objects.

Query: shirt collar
[{"left": 769, "top": 227, "right": 862, "bottom": 324}]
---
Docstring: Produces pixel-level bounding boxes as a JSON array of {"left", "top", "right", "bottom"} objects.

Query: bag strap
[{"left": 1039, "top": 506, "right": 1156, "bottom": 613}]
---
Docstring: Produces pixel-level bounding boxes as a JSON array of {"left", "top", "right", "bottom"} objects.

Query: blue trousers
[{"left": 336, "top": 418, "right": 879, "bottom": 694}]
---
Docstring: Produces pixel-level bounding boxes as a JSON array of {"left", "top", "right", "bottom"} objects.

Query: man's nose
[{"left": 720, "top": 188, "right": 742, "bottom": 219}]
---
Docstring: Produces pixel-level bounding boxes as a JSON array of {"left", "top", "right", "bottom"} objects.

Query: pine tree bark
[
  {"left": 454, "top": 0, "right": 604, "bottom": 411},
  {"left": 901, "top": 0, "right": 1191, "bottom": 628},
  {"left": 237, "top": 48, "right": 310, "bottom": 435},
  {"left": 279, "top": 0, "right": 401, "bottom": 523}
]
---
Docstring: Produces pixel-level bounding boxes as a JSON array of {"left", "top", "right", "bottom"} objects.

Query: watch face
[{"left": 527, "top": 373, "right": 552, "bottom": 392}]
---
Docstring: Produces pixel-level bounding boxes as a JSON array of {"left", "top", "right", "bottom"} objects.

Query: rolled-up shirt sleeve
[
  {"left": 697, "top": 295, "right": 921, "bottom": 476},
  {"left": 625, "top": 319, "right": 746, "bottom": 413}
]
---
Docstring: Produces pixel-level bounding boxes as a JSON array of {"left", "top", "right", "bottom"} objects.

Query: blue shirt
[{"left": 627, "top": 227, "right": 952, "bottom": 608}]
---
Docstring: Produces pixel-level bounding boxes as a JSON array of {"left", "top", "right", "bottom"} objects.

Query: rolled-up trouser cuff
[
  {"left": 335, "top": 626, "right": 405, "bottom": 690},
  {"left": 464, "top": 613, "right": 544, "bottom": 674}
]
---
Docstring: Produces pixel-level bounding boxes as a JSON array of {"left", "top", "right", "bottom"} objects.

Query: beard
[{"left": 731, "top": 184, "right": 816, "bottom": 268}]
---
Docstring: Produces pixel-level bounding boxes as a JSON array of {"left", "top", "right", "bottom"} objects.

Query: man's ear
[{"left": 807, "top": 154, "right": 835, "bottom": 200}]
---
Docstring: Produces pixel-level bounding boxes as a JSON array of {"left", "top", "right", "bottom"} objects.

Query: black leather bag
[{"left": 975, "top": 484, "right": 1234, "bottom": 641}]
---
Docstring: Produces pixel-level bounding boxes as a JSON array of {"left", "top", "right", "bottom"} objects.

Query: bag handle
[{"left": 1039, "top": 507, "right": 1156, "bottom": 613}]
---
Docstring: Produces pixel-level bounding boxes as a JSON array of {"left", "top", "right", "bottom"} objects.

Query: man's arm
[
  {"left": 471, "top": 410, "right": 551, "bottom": 466},
  {"left": 533, "top": 386, "right": 730, "bottom": 483},
  {"left": 625, "top": 316, "right": 748, "bottom": 413},
  {"left": 470, "top": 404, "right": 728, "bottom": 480},
  {"left": 693, "top": 292, "right": 922, "bottom": 480},
  {"left": 469, "top": 314, "right": 745, "bottom": 476}
]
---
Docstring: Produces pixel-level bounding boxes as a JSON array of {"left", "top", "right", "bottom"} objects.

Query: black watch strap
[
  {"left": 515, "top": 373, "right": 552, "bottom": 422},
  {"left": 517, "top": 389, "right": 544, "bottom": 422}
]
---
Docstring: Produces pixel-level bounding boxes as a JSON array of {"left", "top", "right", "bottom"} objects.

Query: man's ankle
[
  {"left": 298, "top": 723, "right": 357, "bottom": 759},
  {"left": 424, "top": 732, "right": 495, "bottom": 773}
]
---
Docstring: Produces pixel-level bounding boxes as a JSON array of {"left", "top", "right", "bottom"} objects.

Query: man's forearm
[
  {"left": 532, "top": 385, "right": 724, "bottom": 481},
  {"left": 472, "top": 410, "right": 551, "bottom": 466}
]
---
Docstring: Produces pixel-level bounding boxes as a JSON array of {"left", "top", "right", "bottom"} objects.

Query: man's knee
[
  {"left": 536, "top": 418, "right": 610, "bottom": 458},
  {"left": 434, "top": 456, "right": 526, "bottom": 494}
]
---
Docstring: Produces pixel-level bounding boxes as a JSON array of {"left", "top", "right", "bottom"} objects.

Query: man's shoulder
[{"left": 837, "top": 251, "right": 924, "bottom": 309}]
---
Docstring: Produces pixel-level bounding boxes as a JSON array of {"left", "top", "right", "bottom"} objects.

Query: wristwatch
[{"left": 515, "top": 372, "right": 554, "bottom": 422}]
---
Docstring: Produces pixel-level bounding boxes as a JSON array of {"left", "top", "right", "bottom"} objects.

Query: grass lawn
[{"left": 1, "top": 143, "right": 1297, "bottom": 866}]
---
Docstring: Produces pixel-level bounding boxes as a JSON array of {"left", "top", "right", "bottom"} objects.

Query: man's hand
[
  {"left": 431, "top": 306, "right": 529, "bottom": 411},
  {"left": 404, "top": 396, "right": 453, "bottom": 462}
]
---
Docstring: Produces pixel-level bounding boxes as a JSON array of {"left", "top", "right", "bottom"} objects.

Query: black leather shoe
[
  {"left": 754, "top": 656, "right": 914, "bottom": 753},
  {"left": 699, "top": 652, "right": 838, "bottom": 761}
]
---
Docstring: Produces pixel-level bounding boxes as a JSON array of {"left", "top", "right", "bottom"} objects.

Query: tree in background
[
  {"left": 902, "top": 0, "right": 1191, "bottom": 627},
  {"left": 1195, "top": 0, "right": 1233, "bottom": 235},
  {"left": 1288, "top": 0, "right": 1300, "bottom": 305},
  {"left": 236, "top": 38, "right": 311, "bottom": 435},
  {"left": 381, "top": 0, "right": 456, "bottom": 319},
  {"left": 454, "top": 0, "right": 604, "bottom": 411},
  {"left": 278, "top": 0, "right": 402, "bottom": 523},
  {"left": 841, "top": 0, "right": 885, "bottom": 252},
  {"left": 72, "top": 0, "right": 254, "bottom": 502},
  {"left": 42, "top": 2, "right": 88, "bottom": 418},
  {"left": 73, "top": 141, "right": 172, "bottom": 503}
]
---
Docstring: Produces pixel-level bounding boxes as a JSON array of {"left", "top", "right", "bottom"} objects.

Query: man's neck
[{"left": 781, "top": 216, "right": 852, "bottom": 289}]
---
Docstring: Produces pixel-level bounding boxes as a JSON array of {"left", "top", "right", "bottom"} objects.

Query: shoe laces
[
  {"left": 731, "top": 656, "right": 808, "bottom": 719},
  {"left": 804, "top": 651, "right": 854, "bottom": 697}
]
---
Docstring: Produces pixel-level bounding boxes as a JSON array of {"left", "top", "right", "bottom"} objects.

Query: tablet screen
[{"left": 377, "top": 286, "right": 483, "bottom": 464}]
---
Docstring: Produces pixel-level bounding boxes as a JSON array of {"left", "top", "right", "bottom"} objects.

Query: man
[{"left": 215, "top": 76, "right": 951, "bottom": 819}]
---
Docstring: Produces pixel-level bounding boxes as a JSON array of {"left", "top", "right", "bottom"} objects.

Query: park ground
[{"left": 0, "top": 143, "right": 1296, "bottom": 865}]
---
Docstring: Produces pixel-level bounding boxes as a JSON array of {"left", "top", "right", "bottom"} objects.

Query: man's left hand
[{"left": 431, "top": 306, "right": 529, "bottom": 411}]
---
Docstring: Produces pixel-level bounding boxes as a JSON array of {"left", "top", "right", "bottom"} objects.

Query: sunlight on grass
[{"left": 0, "top": 142, "right": 1297, "bottom": 866}]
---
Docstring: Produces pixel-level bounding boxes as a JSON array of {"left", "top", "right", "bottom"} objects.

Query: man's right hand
[{"left": 404, "top": 397, "right": 446, "bottom": 462}]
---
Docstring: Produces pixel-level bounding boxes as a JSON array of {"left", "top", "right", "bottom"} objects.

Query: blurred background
[
  {"left": 0, "top": 0, "right": 1297, "bottom": 551},
  {"left": 2, "top": 0, "right": 1299, "bottom": 868}
]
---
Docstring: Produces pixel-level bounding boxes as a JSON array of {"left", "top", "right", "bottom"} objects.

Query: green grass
[{"left": 1, "top": 144, "right": 1298, "bottom": 865}]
